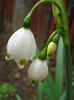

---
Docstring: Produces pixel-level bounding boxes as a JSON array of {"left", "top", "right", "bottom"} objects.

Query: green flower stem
[
  {"left": 53, "top": 0, "right": 72, "bottom": 100},
  {"left": 65, "top": 45, "right": 72, "bottom": 100},
  {"left": 46, "top": 29, "right": 63, "bottom": 48},
  {"left": 59, "top": 1, "right": 72, "bottom": 100},
  {"left": 31, "top": 0, "right": 61, "bottom": 14},
  {"left": 23, "top": 0, "right": 61, "bottom": 28},
  {"left": 39, "top": 29, "right": 63, "bottom": 60},
  {"left": 59, "top": 0, "right": 69, "bottom": 45}
]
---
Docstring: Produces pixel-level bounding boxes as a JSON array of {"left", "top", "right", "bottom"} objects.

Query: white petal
[
  {"left": 7, "top": 28, "right": 36, "bottom": 61},
  {"left": 5, "top": 56, "right": 12, "bottom": 60},
  {"left": 15, "top": 59, "right": 24, "bottom": 68},
  {"left": 7, "top": 28, "right": 21, "bottom": 59},
  {"left": 28, "top": 59, "right": 48, "bottom": 81}
]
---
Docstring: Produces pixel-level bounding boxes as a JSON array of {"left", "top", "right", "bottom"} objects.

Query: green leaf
[
  {"left": 37, "top": 82, "right": 43, "bottom": 100},
  {"left": 42, "top": 72, "right": 57, "bottom": 100},
  {"left": 60, "top": 81, "right": 74, "bottom": 100},
  {"left": 7, "top": 84, "right": 16, "bottom": 94},
  {"left": 15, "top": 94, "right": 22, "bottom": 100},
  {"left": 0, "top": 83, "right": 8, "bottom": 93},
  {"left": 0, "top": 93, "right": 3, "bottom": 97},
  {"left": 35, "top": 46, "right": 40, "bottom": 60},
  {"left": 0, "top": 83, "right": 16, "bottom": 94},
  {"left": 72, "top": 81, "right": 74, "bottom": 86},
  {"left": 36, "top": 46, "right": 57, "bottom": 100},
  {"left": 36, "top": 46, "right": 43, "bottom": 100},
  {"left": 55, "top": 37, "right": 64, "bottom": 100},
  {"left": 2, "top": 96, "right": 8, "bottom": 100},
  {"left": 41, "top": 37, "right": 64, "bottom": 100}
]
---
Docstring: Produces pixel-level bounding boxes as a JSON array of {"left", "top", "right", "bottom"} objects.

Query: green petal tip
[
  {"left": 32, "top": 56, "right": 35, "bottom": 60},
  {"left": 19, "top": 58, "right": 26, "bottom": 66},
  {"left": 6, "top": 53, "right": 10, "bottom": 59}
]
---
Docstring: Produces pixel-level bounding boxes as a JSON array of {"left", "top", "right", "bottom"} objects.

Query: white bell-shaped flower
[
  {"left": 5, "top": 28, "right": 36, "bottom": 68},
  {"left": 28, "top": 59, "right": 48, "bottom": 83}
]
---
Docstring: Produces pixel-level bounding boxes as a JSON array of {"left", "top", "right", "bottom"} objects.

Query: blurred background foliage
[{"left": 0, "top": 0, "right": 74, "bottom": 99}]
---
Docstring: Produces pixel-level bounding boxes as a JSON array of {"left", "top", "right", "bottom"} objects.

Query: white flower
[
  {"left": 5, "top": 27, "right": 36, "bottom": 68},
  {"left": 28, "top": 59, "right": 48, "bottom": 83}
]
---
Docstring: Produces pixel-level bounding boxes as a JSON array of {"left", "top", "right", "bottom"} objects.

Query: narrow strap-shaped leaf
[
  {"left": 55, "top": 37, "right": 64, "bottom": 100},
  {"left": 42, "top": 72, "right": 57, "bottom": 100},
  {"left": 60, "top": 81, "right": 74, "bottom": 100},
  {"left": 36, "top": 46, "right": 57, "bottom": 100},
  {"left": 37, "top": 82, "right": 43, "bottom": 100},
  {"left": 36, "top": 46, "right": 43, "bottom": 100},
  {"left": 15, "top": 94, "right": 22, "bottom": 100},
  {"left": 35, "top": 46, "right": 40, "bottom": 60}
]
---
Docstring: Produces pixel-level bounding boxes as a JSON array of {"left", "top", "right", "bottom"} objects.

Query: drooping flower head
[
  {"left": 28, "top": 59, "right": 48, "bottom": 84},
  {"left": 5, "top": 28, "right": 36, "bottom": 68}
]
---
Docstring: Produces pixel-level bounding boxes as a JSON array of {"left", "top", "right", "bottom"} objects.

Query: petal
[
  {"left": 7, "top": 28, "right": 36, "bottom": 60},
  {"left": 6, "top": 27, "right": 36, "bottom": 69},
  {"left": 16, "top": 29, "right": 36, "bottom": 60},
  {"left": 28, "top": 59, "right": 48, "bottom": 81},
  {"left": 7, "top": 28, "right": 21, "bottom": 59},
  {"left": 15, "top": 58, "right": 26, "bottom": 68}
]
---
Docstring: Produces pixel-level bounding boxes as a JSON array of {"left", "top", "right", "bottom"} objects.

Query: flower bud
[
  {"left": 28, "top": 59, "right": 48, "bottom": 84},
  {"left": 47, "top": 42, "right": 57, "bottom": 57},
  {"left": 5, "top": 28, "right": 36, "bottom": 68}
]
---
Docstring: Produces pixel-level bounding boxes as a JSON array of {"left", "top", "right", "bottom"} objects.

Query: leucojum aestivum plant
[{"left": 5, "top": 0, "right": 73, "bottom": 100}]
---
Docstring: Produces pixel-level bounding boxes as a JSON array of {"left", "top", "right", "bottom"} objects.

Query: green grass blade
[
  {"left": 15, "top": 94, "right": 22, "bottom": 100},
  {"left": 36, "top": 46, "right": 43, "bottom": 100},
  {"left": 42, "top": 72, "right": 57, "bottom": 100},
  {"left": 37, "top": 82, "right": 43, "bottom": 100},
  {"left": 36, "top": 46, "right": 57, "bottom": 100},
  {"left": 0, "top": 83, "right": 16, "bottom": 94},
  {"left": 60, "top": 81, "right": 74, "bottom": 100},
  {"left": 35, "top": 46, "right": 40, "bottom": 60},
  {"left": 55, "top": 37, "right": 64, "bottom": 100},
  {"left": 65, "top": 45, "right": 72, "bottom": 100},
  {"left": 72, "top": 81, "right": 74, "bottom": 86}
]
